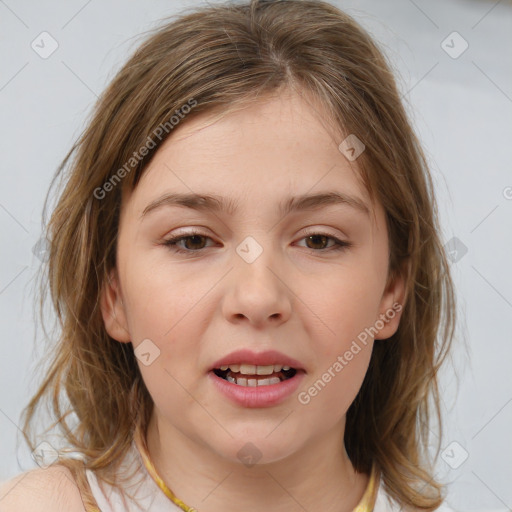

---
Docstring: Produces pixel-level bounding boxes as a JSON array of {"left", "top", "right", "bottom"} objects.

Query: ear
[
  {"left": 100, "top": 268, "right": 131, "bottom": 343},
  {"left": 374, "top": 260, "right": 409, "bottom": 341}
]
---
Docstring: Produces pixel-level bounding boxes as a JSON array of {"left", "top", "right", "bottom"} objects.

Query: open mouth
[{"left": 212, "top": 365, "right": 298, "bottom": 387}]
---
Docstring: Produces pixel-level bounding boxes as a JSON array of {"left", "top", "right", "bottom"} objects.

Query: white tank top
[
  {"left": 85, "top": 439, "right": 183, "bottom": 511},
  {"left": 84, "top": 439, "right": 453, "bottom": 512}
]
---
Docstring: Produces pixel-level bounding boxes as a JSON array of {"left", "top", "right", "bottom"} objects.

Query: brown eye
[
  {"left": 297, "top": 232, "right": 351, "bottom": 252},
  {"left": 304, "top": 234, "right": 330, "bottom": 250},
  {"left": 181, "top": 235, "right": 208, "bottom": 250},
  {"left": 162, "top": 232, "right": 214, "bottom": 254}
]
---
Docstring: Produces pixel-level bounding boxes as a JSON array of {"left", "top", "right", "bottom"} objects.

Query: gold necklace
[{"left": 134, "top": 422, "right": 379, "bottom": 511}]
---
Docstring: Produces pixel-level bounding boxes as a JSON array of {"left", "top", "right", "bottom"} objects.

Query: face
[{"left": 101, "top": 88, "right": 405, "bottom": 466}]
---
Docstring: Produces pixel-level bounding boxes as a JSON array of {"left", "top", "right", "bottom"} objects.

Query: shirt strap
[
  {"left": 352, "top": 462, "right": 380, "bottom": 511},
  {"left": 134, "top": 421, "right": 195, "bottom": 511},
  {"left": 63, "top": 459, "right": 102, "bottom": 512}
]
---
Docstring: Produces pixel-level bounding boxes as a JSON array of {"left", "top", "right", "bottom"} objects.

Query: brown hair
[{"left": 21, "top": 0, "right": 457, "bottom": 510}]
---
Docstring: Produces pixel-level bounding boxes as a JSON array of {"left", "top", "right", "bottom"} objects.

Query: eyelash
[{"left": 161, "top": 229, "right": 352, "bottom": 255}]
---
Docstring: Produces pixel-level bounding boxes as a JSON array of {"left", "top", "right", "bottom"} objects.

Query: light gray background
[{"left": 1, "top": 0, "right": 511, "bottom": 511}]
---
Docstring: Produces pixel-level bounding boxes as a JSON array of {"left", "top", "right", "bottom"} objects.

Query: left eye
[
  {"left": 297, "top": 233, "right": 351, "bottom": 251},
  {"left": 161, "top": 231, "right": 351, "bottom": 254}
]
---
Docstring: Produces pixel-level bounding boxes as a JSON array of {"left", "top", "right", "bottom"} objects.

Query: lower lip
[{"left": 208, "top": 370, "right": 305, "bottom": 408}]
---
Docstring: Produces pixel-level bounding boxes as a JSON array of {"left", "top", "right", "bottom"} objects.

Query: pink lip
[
  {"left": 209, "top": 349, "right": 305, "bottom": 372},
  {"left": 208, "top": 369, "right": 305, "bottom": 408}
]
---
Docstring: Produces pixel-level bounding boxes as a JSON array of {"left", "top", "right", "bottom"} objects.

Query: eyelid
[
  {"left": 163, "top": 225, "right": 346, "bottom": 240},
  {"left": 300, "top": 226, "right": 346, "bottom": 239},
  {"left": 161, "top": 227, "right": 352, "bottom": 256}
]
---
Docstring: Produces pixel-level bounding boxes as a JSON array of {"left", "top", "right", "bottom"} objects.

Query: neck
[{"left": 145, "top": 411, "right": 369, "bottom": 512}]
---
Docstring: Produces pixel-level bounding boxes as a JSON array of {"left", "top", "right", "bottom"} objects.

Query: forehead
[{"left": 123, "top": 89, "right": 379, "bottom": 226}]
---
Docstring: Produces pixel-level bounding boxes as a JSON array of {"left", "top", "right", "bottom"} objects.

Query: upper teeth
[{"left": 219, "top": 364, "right": 291, "bottom": 375}]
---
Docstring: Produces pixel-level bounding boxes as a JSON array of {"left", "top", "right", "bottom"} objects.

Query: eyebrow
[{"left": 140, "top": 191, "right": 371, "bottom": 220}]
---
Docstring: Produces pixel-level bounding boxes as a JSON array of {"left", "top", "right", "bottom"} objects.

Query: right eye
[{"left": 161, "top": 231, "right": 215, "bottom": 254}]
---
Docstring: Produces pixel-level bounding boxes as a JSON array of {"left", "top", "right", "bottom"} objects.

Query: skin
[{"left": 100, "top": 87, "right": 406, "bottom": 512}]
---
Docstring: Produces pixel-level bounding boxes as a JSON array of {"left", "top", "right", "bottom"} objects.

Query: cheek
[
  {"left": 120, "top": 251, "right": 214, "bottom": 341},
  {"left": 304, "top": 266, "right": 383, "bottom": 356},
  {"left": 289, "top": 268, "right": 378, "bottom": 416},
  {"left": 121, "top": 265, "right": 212, "bottom": 384},
  {"left": 299, "top": 338, "right": 373, "bottom": 419},
  {"left": 139, "top": 355, "right": 186, "bottom": 391},
  {"left": 135, "top": 327, "right": 204, "bottom": 409}
]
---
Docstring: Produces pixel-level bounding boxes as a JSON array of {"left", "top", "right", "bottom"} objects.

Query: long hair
[{"left": 21, "top": 1, "right": 457, "bottom": 509}]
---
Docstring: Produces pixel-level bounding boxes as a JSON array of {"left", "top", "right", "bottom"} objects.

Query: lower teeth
[{"left": 226, "top": 375, "right": 282, "bottom": 387}]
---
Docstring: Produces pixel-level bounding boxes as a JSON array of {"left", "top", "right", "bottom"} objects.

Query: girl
[{"left": 1, "top": 0, "right": 457, "bottom": 510}]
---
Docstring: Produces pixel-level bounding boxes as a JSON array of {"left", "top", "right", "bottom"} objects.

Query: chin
[{"left": 211, "top": 435, "right": 299, "bottom": 468}]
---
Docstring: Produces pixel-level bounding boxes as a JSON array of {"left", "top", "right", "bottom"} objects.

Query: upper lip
[{"left": 209, "top": 349, "right": 305, "bottom": 372}]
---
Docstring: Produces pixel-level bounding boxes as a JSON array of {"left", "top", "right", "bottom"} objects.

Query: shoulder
[{"left": 0, "top": 465, "right": 87, "bottom": 512}]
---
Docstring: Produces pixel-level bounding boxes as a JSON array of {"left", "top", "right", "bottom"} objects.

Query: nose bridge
[
  {"left": 234, "top": 234, "right": 281, "bottom": 292},
  {"left": 224, "top": 234, "right": 292, "bottom": 325}
]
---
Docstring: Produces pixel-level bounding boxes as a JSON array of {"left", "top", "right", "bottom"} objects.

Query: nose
[{"left": 221, "top": 243, "right": 292, "bottom": 328}]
